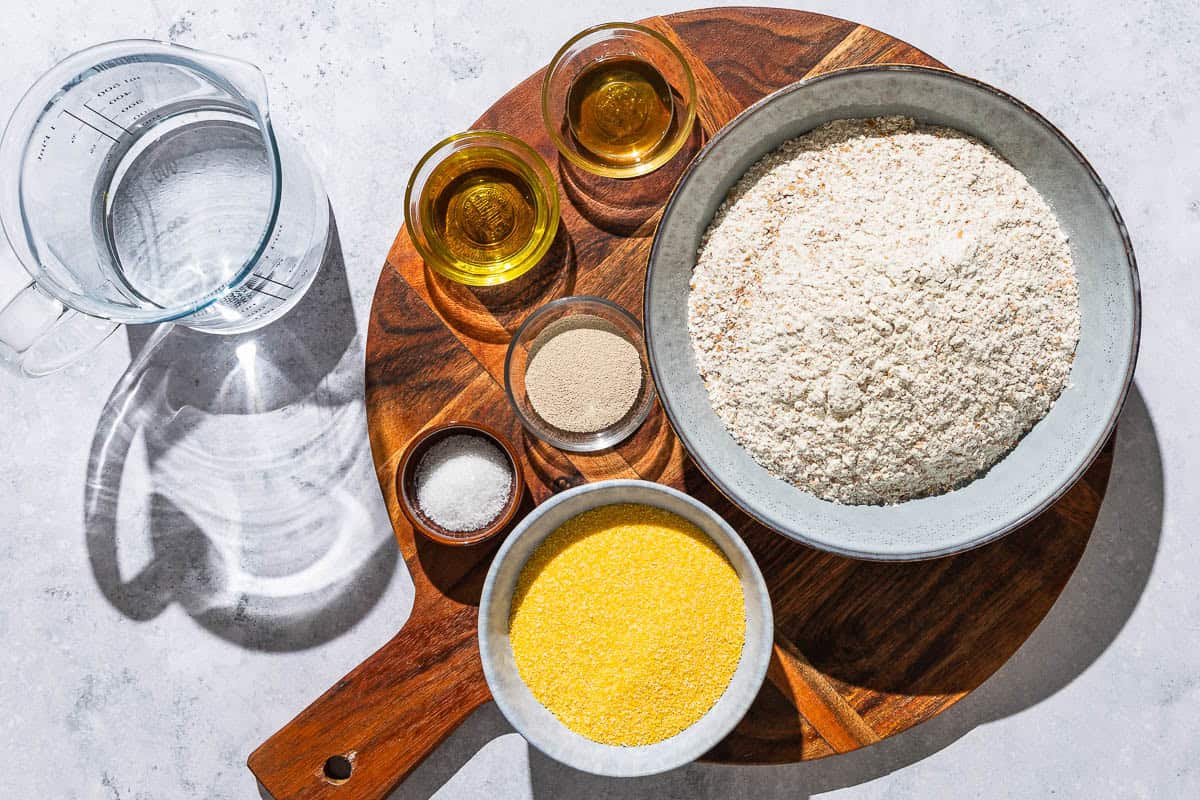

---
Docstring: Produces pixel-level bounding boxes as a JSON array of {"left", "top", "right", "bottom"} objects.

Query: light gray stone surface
[{"left": 0, "top": 1, "right": 1194, "bottom": 798}]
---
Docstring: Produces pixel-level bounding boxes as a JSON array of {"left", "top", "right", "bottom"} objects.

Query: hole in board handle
[{"left": 323, "top": 755, "right": 353, "bottom": 783}]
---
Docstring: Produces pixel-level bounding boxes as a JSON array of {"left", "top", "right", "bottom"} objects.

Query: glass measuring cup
[{"left": 0, "top": 40, "right": 329, "bottom": 376}]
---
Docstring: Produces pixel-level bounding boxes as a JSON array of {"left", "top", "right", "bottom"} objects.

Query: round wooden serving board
[{"left": 248, "top": 8, "right": 1113, "bottom": 799}]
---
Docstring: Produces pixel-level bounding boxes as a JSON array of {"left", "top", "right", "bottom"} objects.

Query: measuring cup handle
[{"left": 0, "top": 278, "right": 119, "bottom": 377}]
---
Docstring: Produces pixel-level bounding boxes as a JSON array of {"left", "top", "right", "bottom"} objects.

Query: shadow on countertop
[
  {"left": 385, "top": 383, "right": 1162, "bottom": 799},
  {"left": 83, "top": 213, "right": 398, "bottom": 652}
]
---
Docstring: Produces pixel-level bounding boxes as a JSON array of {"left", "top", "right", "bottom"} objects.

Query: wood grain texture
[{"left": 248, "top": 8, "right": 1114, "bottom": 798}]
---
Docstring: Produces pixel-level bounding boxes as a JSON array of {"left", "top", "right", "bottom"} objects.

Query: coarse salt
[{"left": 415, "top": 434, "right": 513, "bottom": 531}]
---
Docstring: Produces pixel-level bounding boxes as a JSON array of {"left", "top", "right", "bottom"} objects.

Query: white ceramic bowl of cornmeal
[{"left": 478, "top": 479, "right": 773, "bottom": 777}]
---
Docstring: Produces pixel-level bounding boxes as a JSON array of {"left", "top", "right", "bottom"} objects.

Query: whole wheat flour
[{"left": 688, "top": 117, "right": 1080, "bottom": 505}]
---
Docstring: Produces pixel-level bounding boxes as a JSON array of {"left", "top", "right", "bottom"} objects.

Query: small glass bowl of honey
[
  {"left": 542, "top": 22, "right": 698, "bottom": 179},
  {"left": 405, "top": 130, "right": 560, "bottom": 286}
]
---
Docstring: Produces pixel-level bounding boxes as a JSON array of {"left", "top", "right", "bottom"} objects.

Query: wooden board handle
[{"left": 248, "top": 598, "right": 491, "bottom": 800}]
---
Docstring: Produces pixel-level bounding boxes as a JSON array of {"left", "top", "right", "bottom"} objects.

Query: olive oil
[
  {"left": 566, "top": 56, "right": 674, "bottom": 168},
  {"left": 422, "top": 148, "right": 542, "bottom": 267}
]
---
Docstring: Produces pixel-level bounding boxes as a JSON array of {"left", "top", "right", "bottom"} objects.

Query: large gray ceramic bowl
[
  {"left": 645, "top": 66, "right": 1140, "bottom": 561},
  {"left": 478, "top": 479, "right": 773, "bottom": 777}
]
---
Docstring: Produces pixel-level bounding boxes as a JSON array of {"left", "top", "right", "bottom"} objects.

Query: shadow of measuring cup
[{"left": 83, "top": 215, "right": 398, "bottom": 651}]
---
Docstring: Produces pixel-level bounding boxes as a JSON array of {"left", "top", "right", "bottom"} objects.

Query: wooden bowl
[{"left": 397, "top": 421, "right": 525, "bottom": 546}]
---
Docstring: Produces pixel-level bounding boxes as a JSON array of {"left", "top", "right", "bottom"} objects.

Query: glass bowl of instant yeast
[
  {"left": 542, "top": 22, "right": 697, "bottom": 179},
  {"left": 405, "top": 130, "right": 560, "bottom": 286},
  {"left": 505, "top": 296, "right": 655, "bottom": 452}
]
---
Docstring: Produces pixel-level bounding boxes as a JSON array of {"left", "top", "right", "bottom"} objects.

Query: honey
[
  {"left": 566, "top": 56, "right": 674, "bottom": 168},
  {"left": 419, "top": 146, "right": 550, "bottom": 272}
]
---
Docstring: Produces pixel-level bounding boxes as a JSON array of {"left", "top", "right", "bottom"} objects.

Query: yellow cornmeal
[{"left": 508, "top": 503, "right": 745, "bottom": 746}]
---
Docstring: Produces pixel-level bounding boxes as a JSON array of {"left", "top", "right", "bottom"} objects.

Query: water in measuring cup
[{"left": 98, "top": 103, "right": 275, "bottom": 311}]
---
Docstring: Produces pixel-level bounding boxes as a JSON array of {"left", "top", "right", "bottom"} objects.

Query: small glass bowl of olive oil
[
  {"left": 542, "top": 22, "right": 697, "bottom": 179},
  {"left": 405, "top": 130, "right": 560, "bottom": 286}
]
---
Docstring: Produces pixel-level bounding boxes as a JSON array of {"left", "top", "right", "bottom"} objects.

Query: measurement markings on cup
[
  {"left": 253, "top": 273, "right": 295, "bottom": 291},
  {"left": 61, "top": 109, "right": 120, "bottom": 143},
  {"left": 245, "top": 277, "right": 288, "bottom": 302},
  {"left": 82, "top": 103, "right": 132, "bottom": 134}
]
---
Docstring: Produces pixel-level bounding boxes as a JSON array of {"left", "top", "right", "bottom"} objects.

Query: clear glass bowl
[
  {"left": 505, "top": 296, "right": 655, "bottom": 452},
  {"left": 541, "top": 22, "right": 697, "bottom": 179},
  {"left": 404, "top": 130, "right": 560, "bottom": 286}
]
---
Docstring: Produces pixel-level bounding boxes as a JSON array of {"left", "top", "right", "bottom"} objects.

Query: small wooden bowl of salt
[{"left": 397, "top": 421, "right": 525, "bottom": 546}]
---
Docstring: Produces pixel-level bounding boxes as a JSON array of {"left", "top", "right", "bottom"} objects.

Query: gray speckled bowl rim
[
  {"left": 644, "top": 65, "right": 1141, "bottom": 562},
  {"left": 478, "top": 479, "right": 774, "bottom": 777}
]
